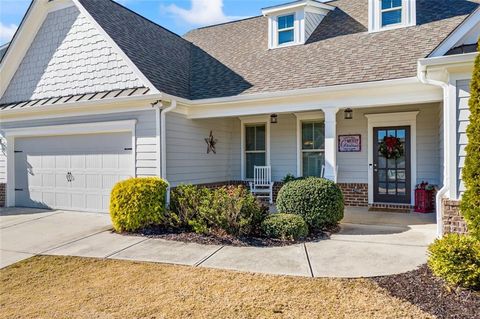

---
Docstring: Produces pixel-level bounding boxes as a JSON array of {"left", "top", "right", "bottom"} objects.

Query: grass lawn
[{"left": 0, "top": 256, "right": 433, "bottom": 319}]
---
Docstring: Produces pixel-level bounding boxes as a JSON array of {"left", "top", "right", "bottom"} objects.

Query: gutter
[
  {"left": 418, "top": 64, "right": 448, "bottom": 238},
  {"left": 155, "top": 99, "right": 177, "bottom": 206}
]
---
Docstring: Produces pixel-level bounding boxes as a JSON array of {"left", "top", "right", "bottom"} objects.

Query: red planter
[{"left": 414, "top": 189, "right": 434, "bottom": 213}]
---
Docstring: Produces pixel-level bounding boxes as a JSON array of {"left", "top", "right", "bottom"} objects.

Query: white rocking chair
[{"left": 248, "top": 166, "right": 274, "bottom": 204}]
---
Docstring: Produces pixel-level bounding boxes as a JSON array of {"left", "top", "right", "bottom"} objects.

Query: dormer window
[
  {"left": 369, "top": 0, "right": 416, "bottom": 33},
  {"left": 381, "top": 0, "right": 402, "bottom": 27},
  {"left": 262, "top": 0, "right": 335, "bottom": 50},
  {"left": 278, "top": 14, "right": 295, "bottom": 45}
]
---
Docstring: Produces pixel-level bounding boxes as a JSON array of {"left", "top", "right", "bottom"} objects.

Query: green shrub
[
  {"left": 461, "top": 40, "right": 480, "bottom": 240},
  {"left": 276, "top": 177, "right": 344, "bottom": 230},
  {"left": 110, "top": 177, "right": 169, "bottom": 232},
  {"left": 170, "top": 184, "right": 268, "bottom": 236},
  {"left": 261, "top": 213, "right": 308, "bottom": 240},
  {"left": 428, "top": 234, "right": 480, "bottom": 290}
]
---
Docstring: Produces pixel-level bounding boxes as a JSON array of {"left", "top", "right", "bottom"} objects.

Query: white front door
[{"left": 14, "top": 132, "right": 133, "bottom": 213}]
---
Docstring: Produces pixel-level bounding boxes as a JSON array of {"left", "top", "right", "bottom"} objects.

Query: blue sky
[{"left": 0, "top": 0, "right": 285, "bottom": 44}]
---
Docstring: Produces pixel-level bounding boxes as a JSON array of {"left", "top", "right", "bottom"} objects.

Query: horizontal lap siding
[
  {"left": 0, "top": 110, "right": 157, "bottom": 180},
  {"left": 166, "top": 113, "right": 237, "bottom": 186},
  {"left": 337, "top": 103, "right": 441, "bottom": 185},
  {"left": 457, "top": 80, "right": 471, "bottom": 196},
  {"left": 270, "top": 114, "right": 297, "bottom": 181}
]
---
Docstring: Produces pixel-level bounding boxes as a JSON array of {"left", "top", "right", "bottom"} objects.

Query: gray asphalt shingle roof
[
  {"left": 10, "top": 0, "right": 480, "bottom": 101},
  {"left": 184, "top": 0, "right": 479, "bottom": 99}
]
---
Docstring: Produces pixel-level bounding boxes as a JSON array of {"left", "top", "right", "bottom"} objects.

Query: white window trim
[
  {"left": 380, "top": 1, "right": 403, "bottom": 28},
  {"left": 294, "top": 112, "right": 324, "bottom": 177},
  {"left": 277, "top": 13, "right": 296, "bottom": 46},
  {"left": 240, "top": 116, "right": 271, "bottom": 180},
  {"left": 369, "top": 0, "right": 416, "bottom": 33},
  {"left": 268, "top": 10, "right": 304, "bottom": 49},
  {"left": 4, "top": 120, "right": 137, "bottom": 207},
  {"left": 365, "top": 111, "right": 418, "bottom": 205}
]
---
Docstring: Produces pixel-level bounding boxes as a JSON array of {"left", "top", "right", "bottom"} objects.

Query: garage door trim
[{"left": 4, "top": 120, "right": 137, "bottom": 207}]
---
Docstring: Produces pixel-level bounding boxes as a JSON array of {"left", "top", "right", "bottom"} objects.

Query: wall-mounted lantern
[
  {"left": 270, "top": 113, "right": 278, "bottom": 124},
  {"left": 344, "top": 108, "right": 353, "bottom": 120}
]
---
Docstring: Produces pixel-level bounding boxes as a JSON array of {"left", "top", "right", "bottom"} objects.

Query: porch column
[{"left": 322, "top": 108, "right": 338, "bottom": 182}]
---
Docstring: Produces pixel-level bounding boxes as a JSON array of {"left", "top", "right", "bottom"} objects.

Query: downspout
[
  {"left": 418, "top": 66, "right": 449, "bottom": 238},
  {"left": 160, "top": 100, "right": 177, "bottom": 205}
]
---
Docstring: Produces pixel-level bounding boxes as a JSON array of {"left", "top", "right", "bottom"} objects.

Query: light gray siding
[
  {"left": 0, "top": 110, "right": 157, "bottom": 180},
  {"left": 305, "top": 12, "right": 325, "bottom": 41},
  {"left": 165, "top": 113, "right": 238, "bottom": 186},
  {"left": 336, "top": 103, "right": 441, "bottom": 185},
  {"left": 457, "top": 79, "right": 471, "bottom": 195},
  {"left": 0, "top": 136, "right": 6, "bottom": 183},
  {"left": 1, "top": 6, "right": 143, "bottom": 104},
  {"left": 270, "top": 114, "right": 297, "bottom": 181}
]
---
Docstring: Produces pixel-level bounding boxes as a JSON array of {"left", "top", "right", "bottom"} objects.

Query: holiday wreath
[{"left": 379, "top": 136, "right": 404, "bottom": 159}]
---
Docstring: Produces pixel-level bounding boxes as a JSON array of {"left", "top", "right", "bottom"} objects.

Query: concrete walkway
[{"left": 0, "top": 207, "right": 437, "bottom": 278}]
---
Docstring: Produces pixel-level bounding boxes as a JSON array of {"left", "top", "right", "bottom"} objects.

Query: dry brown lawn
[{"left": 0, "top": 256, "right": 433, "bottom": 319}]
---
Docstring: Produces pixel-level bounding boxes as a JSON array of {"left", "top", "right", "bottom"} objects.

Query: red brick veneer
[{"left": 442, "top": 199, "right": 468, "bottom": 235}]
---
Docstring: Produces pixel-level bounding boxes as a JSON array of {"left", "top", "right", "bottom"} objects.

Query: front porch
[{"left": 168, "top": 102, "right": 443, "bottom": 212}]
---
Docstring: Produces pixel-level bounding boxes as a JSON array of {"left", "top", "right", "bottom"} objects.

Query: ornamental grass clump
[
  {"left": 276, "top": 177, "right": 344, "bottom": 230},
  {"left": 460, "top": 40, "right": 480, "bottom": 240},
  {"left": 110, "top": 177, "right": 169, "bottom": 232}
]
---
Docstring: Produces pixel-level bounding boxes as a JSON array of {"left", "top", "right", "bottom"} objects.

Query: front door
[{"left": 373, "top": 126, "right": 411, "bottom": 204}]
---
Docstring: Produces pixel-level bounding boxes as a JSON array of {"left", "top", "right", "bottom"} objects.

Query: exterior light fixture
[
  {"left": 344, "top": 108, "right": 353, "bottom": 120},
  {"left": 270, "top": 113, "right": 278, "bottom": 124}
]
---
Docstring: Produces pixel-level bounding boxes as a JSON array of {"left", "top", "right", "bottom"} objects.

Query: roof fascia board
[
  {"left": 0, "top": 0, "right": 48, "bottom": 98},
  {"left": 186, "top": 83, "right": 442, "bottom": 119},
  {"left": 429, "top": 8, "right": 480, "bottom": 57},
  {"left": 419, "top": 52, "right": 478, "bottom": 70},
  {"left": 262, "top": 0, "right": 334, "bottom": 16},
  {"left": 71, "top": 0, "right": 160, "bottom": 94},
  {"left": 176, "top": 77, "right": 420, "bottom": 106}
]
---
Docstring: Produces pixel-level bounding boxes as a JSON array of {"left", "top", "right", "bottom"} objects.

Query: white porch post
[{"left": 322, "top": 108, "right": 338, "bottom": 182}]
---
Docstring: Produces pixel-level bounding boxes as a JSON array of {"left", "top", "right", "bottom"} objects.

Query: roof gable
[
  {"left": 0, "top": 2, "right": 147, "bottom": 104},
  {"left": 78, "top": 0, "right": 193, "bottom": 100}
]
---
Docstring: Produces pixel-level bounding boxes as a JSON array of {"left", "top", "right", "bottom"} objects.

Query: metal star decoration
[{"left": 205, "top": 130, "right": 218, "bottom": 154}]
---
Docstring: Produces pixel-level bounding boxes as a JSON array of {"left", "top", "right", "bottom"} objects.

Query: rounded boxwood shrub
[
  {"left": 110, "top": 177, "right": 169, "bottom": 232},
  {"left": 276, "top": 177, "right": 344, "bottom": 230},
  {"left": 261, "top": 213, "right": 308, "bottom": 240},
  {"left": 428, "top": 234, "right": 480, "bottom": 290}
]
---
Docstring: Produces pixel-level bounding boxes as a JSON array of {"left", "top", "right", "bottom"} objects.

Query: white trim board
[
  {"left": 365, "top": 111, "right": 419, "bottom": 205},
  {"left": 4, "top": 120, "right": 137, "bottom": 207},
  {"left": 429, "top": 8, "right": 480, "bottom": 57},
  {"left": 240, "top": 115, "right": 271, "bottom": 180},
  {"left": 294, "top": 111, "right": 325, "bottom": 177}
]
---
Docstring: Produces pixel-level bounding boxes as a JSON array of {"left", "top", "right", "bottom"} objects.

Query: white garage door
[{"left": 14, "top": 132, "right": 133, "bottom": 212}]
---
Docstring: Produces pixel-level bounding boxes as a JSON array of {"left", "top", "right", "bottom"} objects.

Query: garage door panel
[{"left": 15, "top": 132, "right": 134, "bottom": 213}]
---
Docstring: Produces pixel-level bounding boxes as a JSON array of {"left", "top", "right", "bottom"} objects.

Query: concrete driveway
[
  {"left": 0, "top": 207, "right": 437, "bottom": 277},
  {"left": 0, "top": 207, "right": 111, "bottom": 268}
]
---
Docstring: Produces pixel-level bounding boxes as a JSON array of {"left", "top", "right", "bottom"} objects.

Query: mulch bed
[
  {"left": 373, "top": 264, "right": 480, "bottom": 319},
  {"left": 124, "top": 225, "right": 340, "bottom": 247}
]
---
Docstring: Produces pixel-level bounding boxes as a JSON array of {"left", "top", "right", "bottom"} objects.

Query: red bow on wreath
[{"left": 379, "top": 136, "right": 404, "bottom": 159}]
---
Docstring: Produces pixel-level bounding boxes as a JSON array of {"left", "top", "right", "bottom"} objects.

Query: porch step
[{"left": 368, "top": 203, "right": 412, "bottom": 213}]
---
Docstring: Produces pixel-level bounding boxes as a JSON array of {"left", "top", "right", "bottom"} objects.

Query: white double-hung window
[
  {"left": 301, "top": 121, "right": 325, "bottom": 177},
  {"left": 277, "top": 14, "right": 295, "bottom": 45},
  {"left": 381, "top": 0, "right": 402, "bottom": 27},
  {"left": 245, "top": 124, "right": 266, "bottom": 179}
]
